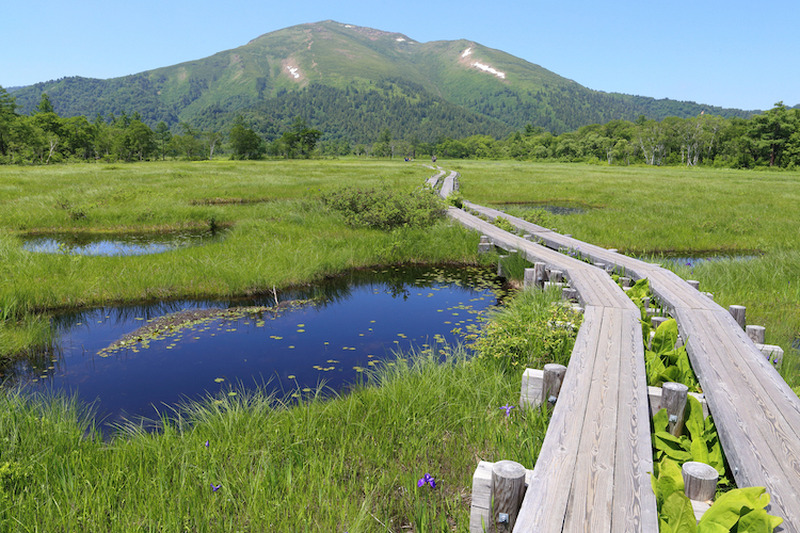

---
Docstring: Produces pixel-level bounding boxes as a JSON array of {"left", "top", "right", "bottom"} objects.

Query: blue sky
[{"left": 2, "top": 0, "right": 797, "bottom": 111}]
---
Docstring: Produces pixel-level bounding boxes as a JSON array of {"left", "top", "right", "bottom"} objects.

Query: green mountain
[{"left": 8, "top": 20, "right": 755, "bottom": 141}]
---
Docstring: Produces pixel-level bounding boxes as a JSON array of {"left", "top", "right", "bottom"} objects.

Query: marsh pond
[{"left": 3, "top": 265, "right": 505, "bottom": 429}]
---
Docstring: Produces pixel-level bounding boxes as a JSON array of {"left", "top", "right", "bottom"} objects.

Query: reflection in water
[
  {"left": 22, "top": 228, "right": 226, "bottom": 256},
  {"left": 2, "top": 266, "right": 505, "bottom": 430}
]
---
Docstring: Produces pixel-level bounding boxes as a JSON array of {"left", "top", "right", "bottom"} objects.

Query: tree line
[
  {"left": 0, "top": 89, "right": 321, "bottom": 163},
  {"left": 343, "top": 103, "right": 799, "bottom": 169},
  {"left": 1, "top": 85, "right": 798, "bottom": 169}
]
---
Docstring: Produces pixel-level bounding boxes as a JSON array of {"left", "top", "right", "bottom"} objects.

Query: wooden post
[
  {"left": 594, "top": 262, "right": 606, "bottom": 270},
  {"left": 686, "top": 280, "right": 700, "bottom": 290},
  {"left": 522, "top": 234, "right": 532, "bottom": 241},
  {"left": 663, "top": 382, "right": 689, "bottom": 437},
  {"left": 478, "top": 235, "right": 493, "bottom": 253},
  {"left": 541, "top": 363, "right": 567, "bottom": 406},
  {"left": 548, "top": 269, "right": 563, "bottom": 283},
  {"left": 491, "top": 461, "right": 527, "bottom": 532},
  {"left": 651, "top": 316, "right": 668, "bottom": 330},
  {"left": 533, "top": 262, "right": 547, "bottom": 287},
  {"left": 523, "top": 268, "right": 536, "bottom": 289},
  {"left": 608, "top": 248, "right": 618, "bottom": 254},
  {"left": 728, "top": 305, "right": 746, "bottom": 329},
  {"left": 746, "top": 325, "right": 766, "bottom": 344},
  {"left": 619, "top": 276, "right": 632, "bottom": 288},
  {"left": 562, "top": 287, "right": 578, "bottom": 301},
  {"left": 682, "top": 462, "right": 719, "bottom": 502}
]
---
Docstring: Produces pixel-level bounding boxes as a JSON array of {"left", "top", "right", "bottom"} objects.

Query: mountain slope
[{"left": 8, "top": 20, "right": 756, "bottom": 140}]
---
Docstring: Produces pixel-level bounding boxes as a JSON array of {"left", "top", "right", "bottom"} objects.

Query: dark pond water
[
  {"left": 648, "top": 253, "right": 760, "bottom": 268},
  {"left": 3, "top": 266, "right": 503, "bottom": 428},
  {"left": 22, "top": 228, "right": 225, "bottom": 256},
  {"left": 494, "top": 203, "right": 587, "bottom": 215}
]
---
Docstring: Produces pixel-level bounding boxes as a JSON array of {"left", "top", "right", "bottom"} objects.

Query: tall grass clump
[{"left": 469, "top": 286, "right": 581, "bottom": 371}]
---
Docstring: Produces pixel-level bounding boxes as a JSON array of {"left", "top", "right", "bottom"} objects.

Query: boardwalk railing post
[
  {"left": 651, "top": 316, "right": 668, "bottom": 329},
  {"left": 728, "top": 305, "right": 746, "bottom": 329},
  {"left": 478, "top": 235, "right": 493, "bottom": 253},
  {"left": 523, "top": 268, "right": 536, "bottom": 289},
  {"left": 491, "top": 461, "right": 526, "bottom": 533},
  {"left": 663, "top": 382, "right": 689, "bottom": 437},
  {"left": 746, "top": 325, "right": 766, "bottom": 344},
  {"left": 542, "top": 363, "right": 567, "bottom": 407},
  {"left": 682, "top": 461, "right": 718, "bottom": 502},
  {"left": 686, "top": 280, "right": 700, "bottom": 290},
  {"left": 533, "top": 262, "right": 547, "bottom": 287}
]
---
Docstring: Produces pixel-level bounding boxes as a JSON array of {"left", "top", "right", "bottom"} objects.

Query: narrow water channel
[{"left": 2, "top": 266, "right": 504, "bottom": 428}]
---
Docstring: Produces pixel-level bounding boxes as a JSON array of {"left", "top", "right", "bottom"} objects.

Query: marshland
[{"left": 1, "top": 159, "right": 798, "bottom": 530}]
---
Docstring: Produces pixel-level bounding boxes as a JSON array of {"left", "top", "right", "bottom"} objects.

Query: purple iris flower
[
  {"left": 500, "top": 403, "right": 515, "bottom": 417},
  {"left": 418, "top": 473, "right": 436, "bottom": 488},
  {"left": 211, "top": 483, "right": 222, "bottom": 492},
  {"left": 205, "top": 440, "right": 210, "bottom": 448}
]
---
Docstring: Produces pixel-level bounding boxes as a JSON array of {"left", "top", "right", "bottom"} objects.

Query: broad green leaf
[
  {"left": 660, "top": 365, "right": 683, "bottom": 385},
  {"left": 655, "top": 458, "right": 685, "bottom": 507},
  {"left": 653, "top": 408, "right": 669, "bottom": 433},
  {"left": 676, "top": 350, "right": 700, "bottom": 391},
  {"left": 652, "top": 318, "right": 679, "bottom": 355},
  {"left": 684, "top": 395, "right": 705, "bottom": 442},
  {"left": 696, "top": 523, "right": 730, "bottom": 533},
  {"left": 699, "top": 487, "right": 771, "bottom": 530},
  {"left": 661, "top": 491, "right": 697, "bottom": 533},
  {"left": 641, "top": 320, "right": 653, "bottom": 347},
  {"left": 628, "top": 278, "right": 650, "bottom": 301},
  {"left": 647, "top": 350, "right": 666, "bottom": 385},
  {"left": 736, "top": 508, "right": 783, "bottom": 533},
  {"left": 703, "top": 417, "right": 726, "bottom": 476},
  {"left": 690, "top": 436, "right": 710, "bottom": 465}
]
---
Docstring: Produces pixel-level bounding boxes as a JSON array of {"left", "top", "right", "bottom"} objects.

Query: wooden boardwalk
[
  {"left": 447, "top": 207, "right": 658, "bottom": 531},
  {"left": 462, "top": 201, "right": 800, "bottom": 530}
]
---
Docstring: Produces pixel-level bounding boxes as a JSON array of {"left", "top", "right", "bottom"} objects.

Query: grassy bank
[{"left": 0, "top": 289, "right": 574, "bottom": 532}]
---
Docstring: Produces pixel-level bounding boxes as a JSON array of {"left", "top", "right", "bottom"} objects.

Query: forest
[{"left": 1, "top": 84, "right": 798, "bottom": 169}]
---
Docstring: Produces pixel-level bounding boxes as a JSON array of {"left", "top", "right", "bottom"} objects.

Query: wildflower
[
  {"left": 417, "top": 473, "right": 436, "bottom": 488},
  {"left": 211, "top": 483, "right": 221, "bottom": 492},
  {"left": 204, "top": 440, "right": 210, "bottom": 448},
  {"left": 500, "top": 403, "right": 514, "bottom": 417}
]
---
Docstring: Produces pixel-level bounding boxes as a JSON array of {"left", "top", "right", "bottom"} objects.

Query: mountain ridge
[{"left": 7, "top": 20, "right": 758, "bottom": 140}]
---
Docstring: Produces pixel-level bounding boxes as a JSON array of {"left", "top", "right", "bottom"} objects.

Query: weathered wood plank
[
  {"left": 563, "top": 307, "right": 623, "bottom": 531},
  {"left": 611, "top": 311, "right": 659, "bottom": 532},
  {"left": 513, "top": 305, "right": 604, "bottom": 530}
]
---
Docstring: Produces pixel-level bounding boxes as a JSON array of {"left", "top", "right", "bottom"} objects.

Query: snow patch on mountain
[{"left": 472, "top": 62, "right": 505, "bottom": 79}]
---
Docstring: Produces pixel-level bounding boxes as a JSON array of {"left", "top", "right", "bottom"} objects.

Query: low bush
[
  {"left": 468, "top": 287, "right": 581, "bottom": 371},
  {"left": 320, "top": 185, "right": 446, "bottom": 230}
]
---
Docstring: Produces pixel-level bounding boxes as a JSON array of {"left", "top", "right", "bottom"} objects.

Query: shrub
[
  {"left": 469, "top": 288, "right": 581, "bottom": 371},
  {"left": 320, "top": 185, "right": 446, "bottom": 230}
]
